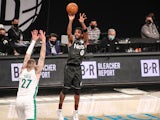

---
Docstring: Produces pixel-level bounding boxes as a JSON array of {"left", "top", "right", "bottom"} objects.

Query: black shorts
[{"left": 63, "top": 64, "right": 82, "bottom": 89}]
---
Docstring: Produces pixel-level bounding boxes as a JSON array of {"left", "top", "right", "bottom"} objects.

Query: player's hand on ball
[{"left": 68, "top": 14, "right": 75, "bottom": 21}]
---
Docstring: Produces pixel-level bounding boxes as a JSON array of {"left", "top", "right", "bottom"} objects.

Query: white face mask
[{"left": 108, "top": 35, "right": 115, "bottom": 40}]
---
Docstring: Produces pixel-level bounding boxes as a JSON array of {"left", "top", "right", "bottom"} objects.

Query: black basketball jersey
[{"left": 67, "top": 39, "right": 86, "bottom": 65}]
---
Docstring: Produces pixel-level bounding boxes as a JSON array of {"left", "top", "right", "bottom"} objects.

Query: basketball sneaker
[
  {"left": 73, "top": 110, "right": 79, "bottom": 120},
  {"left": 57, "top": 109, "right": 64, "bottom": 120}
]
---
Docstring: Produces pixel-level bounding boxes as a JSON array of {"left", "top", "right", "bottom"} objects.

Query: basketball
[{"left": 66, "top": 2, "right": 78, "bottom": 15}]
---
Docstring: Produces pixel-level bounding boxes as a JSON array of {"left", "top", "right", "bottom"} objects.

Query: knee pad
[
  {"left": 61, "top": 88, "right": 69, "bottom": 95},
  {"left": 74, "top": 89, "right": 80, "bottom": 95}
]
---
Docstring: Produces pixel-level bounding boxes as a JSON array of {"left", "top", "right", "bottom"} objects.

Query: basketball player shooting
[
  {"left": 57, "top": 12, "right": 88, "bottom": 120},
  {"left": 15, "top": 30, "right": 46, "bottom": 120}
]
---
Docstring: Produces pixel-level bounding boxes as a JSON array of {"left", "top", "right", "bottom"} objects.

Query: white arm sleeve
[{"left": 26, "top": 40, "right": 36, "bottom": 55}]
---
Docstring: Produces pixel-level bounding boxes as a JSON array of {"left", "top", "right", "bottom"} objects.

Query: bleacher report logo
[
  {"left": 11, "top": 63, "right": 23, "bottom": 81},
  {"left": 81, "top": 61, "right": 97, "bottom": 79},
  {"left": 141, "top": 59, "right": 160, "bottom": 77},
  {"left": 0, "top": 0, "right": 42, "bottom": 31}
]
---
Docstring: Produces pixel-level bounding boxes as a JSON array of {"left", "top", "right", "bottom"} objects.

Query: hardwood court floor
[{"left": 1, "top": 85, "right": 160, "bottom": 119}]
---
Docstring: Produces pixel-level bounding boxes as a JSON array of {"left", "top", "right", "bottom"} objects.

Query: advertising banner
[{"left": 0, "top": 54, "right": 160, "bottom": 88}]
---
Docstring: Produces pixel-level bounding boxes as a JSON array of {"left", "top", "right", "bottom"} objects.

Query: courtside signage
[
  {"left": 81, "top": 61, "right": 97, "bottom": 79},
  {"left": 141, "top": 59, "right": 160, "bottom": 77},
  {"left": 11, "top": 63, "right": 57, "bottom": 81}
]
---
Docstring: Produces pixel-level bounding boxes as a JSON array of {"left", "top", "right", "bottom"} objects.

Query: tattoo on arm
[
  {"left": 37, "top": 56, "right": 45, "bottom": 73},
  {"left": 23, "top": 55, "right": 30, "bottom": 66},
  {"left": 39, "top": 56, "right": 45, "bottom": 61}
]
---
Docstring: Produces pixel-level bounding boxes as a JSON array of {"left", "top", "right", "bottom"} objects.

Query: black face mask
[
  {"left": 146, "top": 20, "right": 152, "bottom": 24},
  {"left": 0, "top": 34, "right": 5, "bottom": 39},
  {"left": 50, "top": 41, "right": 56, "bottom": 45},
  {"left": 13, "top": 24, "right": 18, "bottom": 28},
  {"left": 91, "top": 25, "right": 95, "bottom": 29}
]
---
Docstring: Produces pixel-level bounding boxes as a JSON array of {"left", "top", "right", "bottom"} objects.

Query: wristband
[{"left": 83, "top": 29, "right": 87, "bottom": 33}]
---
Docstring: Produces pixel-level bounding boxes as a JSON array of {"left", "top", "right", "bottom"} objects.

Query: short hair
[
  {"left": 146, "top": 12, "right": 155, "bottom": 20},
  {"left": 90, "top": 18, "right": 97, "bottom": 23},
  {"left": 49, "top": 33, "right": 58, "bottom": 38},
  {"left": 27, "top": 59, "right": 36, "bottom": 65},
  {"left": 0, "top": 28, "right": 6, "bottom": 34},
  {"left": 108, "top": 28, "right": 116, "bottom": 33},
  {"left": 74, "top": 27, "right": 83, "bottom": 34},
  {"left": 0, "top": 28, "right": 6, "bottom": 31},
  {"left": 12, "top": 18, "right": 19, "bottom": 21},
  {"left": 0, "top": 24, "right": 4, "bottom": 29}
]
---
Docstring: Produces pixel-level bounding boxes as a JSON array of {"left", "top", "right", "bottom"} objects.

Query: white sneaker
[
  {"left": 57, "top": 109, "right": 64, "bottom": 120},
  {"left": 73, "top": 110, "right": 79, "bottom": 120}
]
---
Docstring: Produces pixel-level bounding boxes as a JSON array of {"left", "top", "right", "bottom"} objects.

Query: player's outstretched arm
[
  {"left": 22, "top": 30, "right": 39, "bottom": 70},
  {"left": 79, "top": 13, "right": 88, "bottom": 45},
  {"left": 36, "top": 30, "right": 46, "bottom": 75},
  {"left": 67, "top": 14, "right": 75, "bottom": 45}
]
